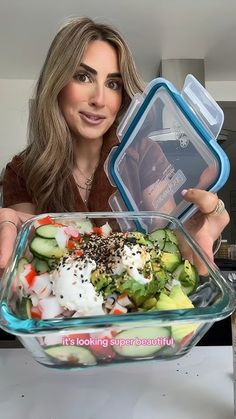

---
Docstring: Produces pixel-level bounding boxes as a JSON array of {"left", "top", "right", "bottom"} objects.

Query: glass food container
[{"left": 0, "top": 212, "right": 234, "bottom": 370}]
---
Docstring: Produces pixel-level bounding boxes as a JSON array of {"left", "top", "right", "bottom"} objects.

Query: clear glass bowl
[{"left": 0, "top": 211, "right": 234, "bottom": 370}]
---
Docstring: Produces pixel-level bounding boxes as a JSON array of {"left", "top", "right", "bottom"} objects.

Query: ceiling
[{"left": 1, "top": 0, "right": 236, "bottom": 82}]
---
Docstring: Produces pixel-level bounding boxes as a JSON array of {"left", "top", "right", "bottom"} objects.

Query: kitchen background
[{"left": 0, "top": 0, "right": 236, "bottom": 344}]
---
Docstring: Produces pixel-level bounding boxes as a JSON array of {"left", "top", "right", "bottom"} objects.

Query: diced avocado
[
  {"left": 45, "top": 345, "right": 97, "bottom": 365},
  {"left": 129, "top": 232, "right": 147, "bottom": 245},
  {"left": 112, "top": 327, "right": 171, "bottom": 358},
  {"left": 160, "top": 251, "right": 181, "bottom": 272},
  {"left": 142, "top": 297, "right": 158, "bottom": 310},
  {"left": 90, "top": 270, "right": 112, "bottom": 292},
  {"left": 156, "top": 285, "right": 195, "bottom": 311},
  {"left": 169, "top": 285, "right": 194, "bottom": 309},
  {"left": 172, "top": 322, "right": 199, "bottom": 343},
  {"left": 75, "top": 218, "right": 93, "bottom": 234},
  {"left": 156, "top": 293, "right": 178, "bottom": 310},
  {"left": 173, "top": 260, "right": 198, "bottom": 295},
  {"left": 152, "top": 267, "right": 172, "bottom": 290}
]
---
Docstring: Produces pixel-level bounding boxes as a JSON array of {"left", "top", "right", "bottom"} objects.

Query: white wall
[
  {"left": 205, "top": 81, "right": 236, "bottom": 102},
  {"left": 0, "top": 79, "right": 35, "bottom": 172}
]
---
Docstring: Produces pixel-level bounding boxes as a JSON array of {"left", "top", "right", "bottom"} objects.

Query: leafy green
[{"left": 116, "top": 274, "right": 169, "bottom": 307}]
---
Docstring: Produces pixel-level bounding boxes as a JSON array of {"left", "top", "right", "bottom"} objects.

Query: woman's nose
[{"left": 89, "top": 84, "right": 105, "bottom": 108}]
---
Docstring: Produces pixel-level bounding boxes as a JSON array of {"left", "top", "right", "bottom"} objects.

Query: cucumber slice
[
  {"left": 47, "top": 258, "right": 59, "bottom": 270},
  {"left": 35, "top": 224, "right": 59, "bottom": 239},
  {"left": 165, "top": 229, "right": 178, "bottom": 245},
  {"left": 162, "top": 242, "right": 180, "bottom": 255},
  {"left": 32, "top": 258, "right": 49, "bottom": 274},
  {"left": 17, "top": 297, "right": 32, "bottom": 319},
  {"left": 30, "top": 237, "right": 64, "bottom": 259},
  {"left": 17, "top": 257, "right": 30, "bottom": 274},
  {"left": 148, "top": 229, "right": 166, "bottom": 249},
  {"left": 45, "top": 345, "right": 97, "bottom": 365},
  {"left": 112, "top": 326, "right": 171, "bottom": 358}
]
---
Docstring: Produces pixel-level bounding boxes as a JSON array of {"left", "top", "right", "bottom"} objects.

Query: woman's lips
[{"left": 79, "top": 112, "right": 106, "bottom": 125}]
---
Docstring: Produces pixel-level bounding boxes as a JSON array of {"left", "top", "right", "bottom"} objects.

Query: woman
[{"left": 0, "top": 17, "right": 229, "bottom": 271}]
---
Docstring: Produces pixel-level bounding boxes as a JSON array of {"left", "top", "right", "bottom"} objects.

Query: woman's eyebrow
[{"left": 80, "top": 63, "right": 122, "bottom": 78}]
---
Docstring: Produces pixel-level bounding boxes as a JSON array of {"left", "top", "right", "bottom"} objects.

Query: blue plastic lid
[{"left": 105, "top": 75, "right": 230, "bottom": 230}]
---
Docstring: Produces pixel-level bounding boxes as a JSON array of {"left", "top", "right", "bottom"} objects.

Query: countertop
[{"left": 0, "top": 346, "right": 234, "bottom": 419}]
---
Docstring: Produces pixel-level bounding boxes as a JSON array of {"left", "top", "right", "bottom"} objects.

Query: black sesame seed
[{"left": 60, "top": 295, "right": 63, "bottom": 299}]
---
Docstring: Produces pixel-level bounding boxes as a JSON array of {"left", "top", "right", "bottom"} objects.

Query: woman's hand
[
  {"left": 180, "top": 188, "right": 229, "bottom": 274},
  {"left": 0, "top": 208, "right": 33, "bottom": 270}
]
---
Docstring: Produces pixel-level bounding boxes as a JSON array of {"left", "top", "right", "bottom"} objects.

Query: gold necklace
[
  {"left": 76, "top": 162, "right": 99, "bottom": 187},
  {"left": 75, "top": 160, "right": 100, "bottom": 203},
  {"left": 75, "top": 181, "right": 91, "bottom": 191},
  {"left": 75, "top": 170, "right": 94, "bottom": 204},
  {"left": 75, "top": 181, "right": 90, "bottom": 204}
]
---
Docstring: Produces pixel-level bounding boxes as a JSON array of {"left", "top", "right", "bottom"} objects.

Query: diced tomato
[
  {"left": 110, "top": 303, "right": 128, "bottom": 315},
  {"left": 74, "top": 249, "right": 84, "bottom": 257},
  {"left": 179, "top": 331, "right": 195, "bottom": 346},
  {"left": 72, "top": 235, "right": 81, "bottom": 242},
  {"left": 25, "top": 266, "right": 37, "bottom": 287},
  {"left": 92, "top": 227, "right": 103, "bottom": 236},
  {"left": 112, "top": 309, "right": 124, "bottom": 315},
  {"left": 30, "top": 306, "right": 41, "bottom": 319},
  {"left": 37, "top": 216, "right": 55, "bottom": 225},
  {"left": 90, "top": 335, "right": 115, "bottom": 360},
  {"left": 35, "top": 216, "right": 65, "bottom": 228},
  {"left": 67, "top": 240, "right": 76, "bottom": 250}
]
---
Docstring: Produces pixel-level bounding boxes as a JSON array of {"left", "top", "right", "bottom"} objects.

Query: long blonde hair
[{"left": 24, "top": 17, "right": 144, "bottom": 212}]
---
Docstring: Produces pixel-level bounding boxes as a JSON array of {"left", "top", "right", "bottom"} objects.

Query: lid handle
[
  {"left": 181, "top": 74, "right": 224, "bottom": 139},
  {"left": 104, "top": 147, "right": 118, "bottom": 187},
  {"left": 117, "top": 93, "right": 144, "bottom": 140}
]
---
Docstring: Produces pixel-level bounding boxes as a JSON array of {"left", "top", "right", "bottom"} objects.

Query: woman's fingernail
[{"left": 181, "top": 189, "right": 188, "bottom": 196}]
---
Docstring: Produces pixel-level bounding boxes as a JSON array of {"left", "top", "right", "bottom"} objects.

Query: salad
[
  {"left": 11, "top": 215, "right": 201, "bottom": 366},
  {"left": 15, "top": 216, "right": 198, "bottom": 320}
]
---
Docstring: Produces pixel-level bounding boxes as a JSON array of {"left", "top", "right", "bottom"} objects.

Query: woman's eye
[
  {"left": 74, "top": 73, "right": 91, "bottom": 83},
  {"left": 107, "top": 80, "right": 122, "bottom": 91}
]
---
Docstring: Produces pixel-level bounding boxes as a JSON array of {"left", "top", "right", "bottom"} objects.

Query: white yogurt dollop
[{"left": 52, "top": 257, "right": 104, "bottom": 315}]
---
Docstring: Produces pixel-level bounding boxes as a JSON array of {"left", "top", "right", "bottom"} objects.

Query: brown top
[
  {"left": 3, "top": 130, "right": 169, "bottom": 213},
  {"left": 3, "top": 129, "right": 118, "bottom": 212}
]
